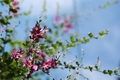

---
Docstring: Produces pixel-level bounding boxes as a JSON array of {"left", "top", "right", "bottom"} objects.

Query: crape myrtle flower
[{"left": 29, "top": 22, "right": 47, "bottom": 42}]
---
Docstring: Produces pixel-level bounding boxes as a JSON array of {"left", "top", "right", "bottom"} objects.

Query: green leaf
[
  {"left": 5, "top": 16, "right": 12, "bottom": 19},
  {"left": 2, "top": 52, "right": 10, "bottom": 61},
  {"left": 108, "top": 70, "right": 113, "bottom": 76},
  {"left": 2, "top": 0, "right": 12, "bottom": 4},
  {"left": 94, "top": 66, "right": 99, "bottom": 70},
  {"left": 76, "top": 61, "right": 79, "bottom": 66},
  {"left": 54, "top": 31, "right": 58, "bottom": 36},
  {"left": 70, "top": 65, "right": 76, "bottom": 70},
  {"left": 103, "top": 2, "right": 109, "bottom": 8},
  {"left": 88, "top": 32, "right": 93, "bottom": 38},
  {"left": 89, "top": 66, "right": 93, "bottom": 72},
  {"left": 54, "top": 25, "right": 59, "bottom": 29},
  {"left": 48, "top": 28, "right": 52, "bottom": 33},
  {"left": 56, "top": 41, "right": 62, "bottom": 46},
  {"left": 0, "top": 45, "right": 4, "bottom": 52},
  {"left": 99, "top": 31, "right": 105, "bottom": 36},
  {"left": 52, "top": 43, "right": 58, "bottom": 49},
  {"left": 70, "top": 36, "right": 75, "bottom": 43},
  {"left": 67, "top": 43, "right": 75, "bottom": 47},
  {"left": 0, "top": 17, "right": 10, "bottom": 25},
  {"left": 62, "top": 45, "right": 65, "bottom": 51},
  {"left": 99, "top": 31, "right": 105, "bottom": 38},
  {"left": 114, "top": 70, "right": 118, "bottom": 75},
  {"left": 6, "top": 29, "right": 13, "bottom": 33},
  {"left": 83, "top": 37, "right": 90, "bottom": 43},
  {"left": 94, "top": 36, "right": 98, "bottom": 39},
  {"left": 9, "top": 6, "right": 17, "bottom": 13},
  {"left": 100, "top": 35, "right": 104, "bottom": 38},
  {"left": 103, "top": 70, "right": 108, "bottom": 74},
  {"left": 46, "top": 37, "right": 52, "bottom": 43}
]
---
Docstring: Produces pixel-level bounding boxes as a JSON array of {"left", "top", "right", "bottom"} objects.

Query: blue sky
[{"left": 9, "top": 0, "right": 120, "bottom": 80}]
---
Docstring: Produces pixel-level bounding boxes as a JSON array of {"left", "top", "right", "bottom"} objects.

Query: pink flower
[
  {"left": 29, "top": 22, "right": 47, "bottom": 42},
  {"left": 41, "top": 58, "right": 57, "bottom": 71},
  {"left": 23, "top": 58, "right": 31, "bottom": 67},
  {"left": 53, "top": 14, "right": 59, "bottom": 24},
  {"left": 63, "top": 28, "right": 69, "bottom": 33},
  {"left": 12, "top": 13, "right": 18, "bottom": 17},
  {"left": 10, "top": 0, "right": 19, "bottom": 17},
  {"left": 12, "top": 0, "right": 19, "bottom": 9},
  {"left": 31, "top": 65, "right": 38, "bottom": 71},
  {"left": 66, "top": 16, "right": 72, "bottom": 20},
  {"left": 37, "top": 52, "right": 45, "bottom": 60},
  {"left": 0, "top": 28, "right": 3, "bottom": 32},
  {"left": 11, "top": 50, "right": 23, "bottom": 61}
]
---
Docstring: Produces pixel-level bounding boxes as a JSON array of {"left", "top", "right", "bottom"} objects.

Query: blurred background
[{"left": 6, "top": 0, "right": 120, "bottom": 80}]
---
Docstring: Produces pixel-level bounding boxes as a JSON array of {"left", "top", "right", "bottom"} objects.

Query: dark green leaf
[
  {"left": 103, "top": 70, "right": 108, "bottom": 74},
  {"left": 9, "top": 6, "right": 17, "bottom": 13},
  {"left": 6, "top": 29, "right": 13, "bottom": 33},
  {"left": 108, "top": 70, "right": 113, "bottom": 76},
  {"left": 89, "top": 66, "right": 93, "bottom": 72},
  {"left": 88, "top": 32, "right": 93, "bottom": 38}
]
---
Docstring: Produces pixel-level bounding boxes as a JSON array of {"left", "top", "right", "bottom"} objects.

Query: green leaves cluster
[{"left": 0, "top": 52, "right": 27, "bottom": 80}]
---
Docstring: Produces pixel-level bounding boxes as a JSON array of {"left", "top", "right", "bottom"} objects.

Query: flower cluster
[
  {"left": 23, "top": 58, "right": 38, "bottom": 79},
  {"left": 29, "top": 22, "right": 47, "bottom": 42},
  {"left": 10, "top": 0, "right": 19, "bottom": 17},
  {"left": 11, "top": 49, "right": 57, "bottom": 79},
  {"left": 60, "top": 16, "right": 73, "bottom": 33},
  {"left": 10, "top": 22, "right": 57, "bottom": 79},
  {"left": 53, "top": 14, "right": 74, "bottom": 33},
  {"left": 11, "top": 49, "right": 22, "bottom": 61},
  {"left": 41, "top": 58, "right": 57, "bottom": 72}
]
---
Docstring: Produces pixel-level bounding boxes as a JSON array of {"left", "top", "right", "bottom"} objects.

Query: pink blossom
[
  {"left": 63, "top": 28, "right": 69, "bottom": 33},
  {"left": 23, "top": 58, "right": 31, "bottom": 67},
  {"left": 0, "top": 28, "right": 3, "bottom": 32},
  {"left": 66, "top": 16, "right": 72, "bottom": 20},
  {"left": 41, "top": 58, "right": 57, "bottom": 71},
  {"left": 10, "top": 0, "right": 19, "bottom": 17},
  {"left": 12, "top": 0, "right": 19, "bottom": 9},
  {"left": 31, "top": 65, "right": 38, "bottom": 71},
  {"left": 29, "top": 22, "right": 47, "bottom": 42},
  {"left": 37, "top": 52, "right": 45, "bottom": 60},
  {"left": 53, "top": 14, "right": 59, "bottom": 24},
  {"left": 11, "top": 50, "right": 22, "bottom": 61}
]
